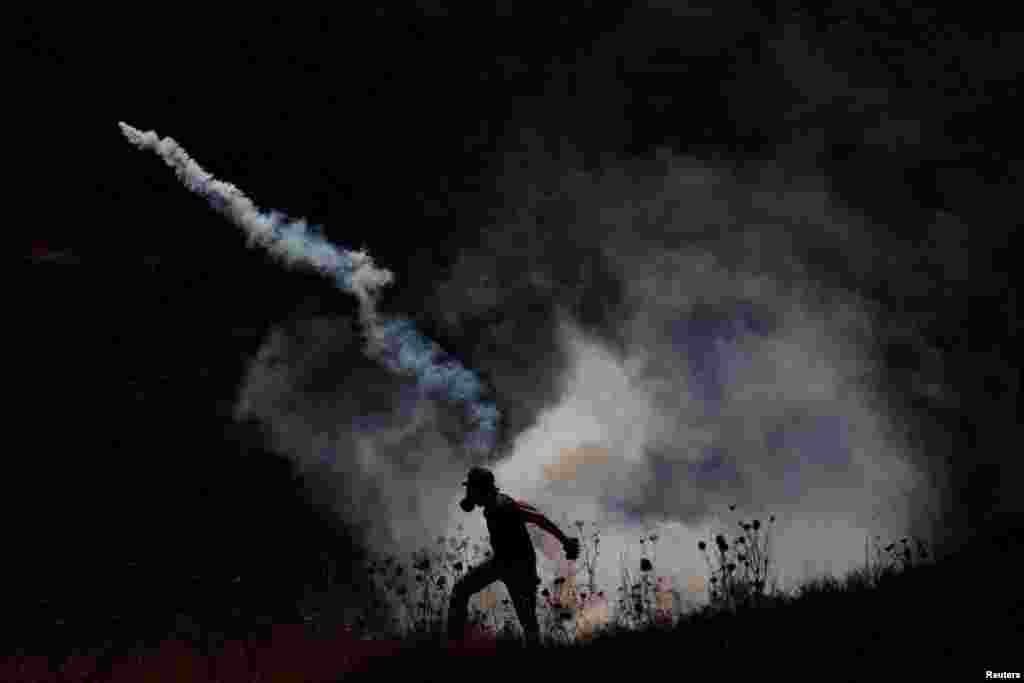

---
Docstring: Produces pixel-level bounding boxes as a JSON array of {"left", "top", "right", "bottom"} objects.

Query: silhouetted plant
[
  {"left": 698, "top": 506, "right": 778, "bottom": 611},
  {"left": 326, "top": 505, "right": 940, "bottom": 650}
]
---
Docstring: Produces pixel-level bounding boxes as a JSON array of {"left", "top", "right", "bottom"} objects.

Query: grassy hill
[{"left": 4, "top": 512, "right": 1019, "bottom": 681}]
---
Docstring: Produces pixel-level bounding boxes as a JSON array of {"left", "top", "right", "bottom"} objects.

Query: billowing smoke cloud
[
  {"left": 119, "top": 120, "right": 969, "bottom": 630},
  {"left": 444, "top": 144, "right": 956, "bottom": 597},
  {"left": 118, "top": 122, "right": 500, "bottom": 461},
  {"left": 231, "top": 140, "right": 957, "bottom": 610}
]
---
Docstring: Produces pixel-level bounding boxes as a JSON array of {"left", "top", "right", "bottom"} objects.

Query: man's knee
[
  {"left": 519, "top": 607, "right": 539, "bottom": 631},
  {"left": 449, "top": 581, "right": 473, "bottom": 606},
  {"left": 510, "top": 591, "right": 539, "bottom": 628}
]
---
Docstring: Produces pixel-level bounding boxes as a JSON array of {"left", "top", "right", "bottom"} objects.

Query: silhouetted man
[{"left": 447, "top": 466, "right": 580, "bottom": 648}]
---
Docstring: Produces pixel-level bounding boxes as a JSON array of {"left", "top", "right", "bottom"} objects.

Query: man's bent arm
[{"left": 513, "top": 500, "right": 570, "bottom": 544}]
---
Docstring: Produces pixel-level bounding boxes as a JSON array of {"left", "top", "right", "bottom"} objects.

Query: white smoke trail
[{"left": 118, "top": 122, "right": 499, "bottom": 459}]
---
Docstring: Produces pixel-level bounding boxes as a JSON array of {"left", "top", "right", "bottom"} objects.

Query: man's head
[{"left": 460, "top": 466, "right": 498, "bottom": 511}]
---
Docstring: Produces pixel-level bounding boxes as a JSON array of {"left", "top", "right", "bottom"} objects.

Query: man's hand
[{"left": 563, "top": 537, "right": 580, "bottom": 561}]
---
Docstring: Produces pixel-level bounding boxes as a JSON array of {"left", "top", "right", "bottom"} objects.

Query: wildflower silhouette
[{"left": 447, "top": 466, "right": 579, "bottom": 649}]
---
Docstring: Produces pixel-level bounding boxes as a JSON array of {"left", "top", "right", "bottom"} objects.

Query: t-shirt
[{"left": 483, "top": 493, "right": 539, "bottom": 578}]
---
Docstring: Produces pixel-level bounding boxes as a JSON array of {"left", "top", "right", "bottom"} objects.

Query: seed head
[
  {"left": 698, "top": 541, "right": 707, "bottom": 551},
  {"left": 640, "top": 558, "right": 653, "bottom": 572},
  {"left": 752, "top": 519, "right": 761, "bottom": 531}
]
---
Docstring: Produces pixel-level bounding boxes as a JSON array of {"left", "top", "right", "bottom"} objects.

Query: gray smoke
[
  {"left": 236, "top": 145, "right": 956, "bottom": 603},
  {"left": 441, "top": 144, "right": 955, "bottom": 596},
  {"left": 118, "top": 122, "right": 500, "bottom": 462},
  {"left": 122, "top": 120, "right": 967, "bottom": 624}
]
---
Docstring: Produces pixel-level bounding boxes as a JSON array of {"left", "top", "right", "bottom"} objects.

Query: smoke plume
[
  {"left": 119, "top": 121, "right": 970, "bottom": 624},
  {"left": 118, "top": 122, "right": 500, "bottom": 461}
]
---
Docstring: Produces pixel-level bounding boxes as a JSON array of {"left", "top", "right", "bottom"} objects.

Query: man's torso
[{"left": 484, "top": 493, "right": 538, "bottom": 577}]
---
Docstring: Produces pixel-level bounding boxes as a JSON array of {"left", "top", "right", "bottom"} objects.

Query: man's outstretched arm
[{"left": 512, "top": 500, "right": 570, "bottom": 544}]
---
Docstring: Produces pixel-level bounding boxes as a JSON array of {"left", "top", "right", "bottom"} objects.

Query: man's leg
[
  {"left": 506, "top": 573, "right": 542, "bottom": 648},
  {"left": 447, "top": 559, "right": 501, "bottom": 645}
]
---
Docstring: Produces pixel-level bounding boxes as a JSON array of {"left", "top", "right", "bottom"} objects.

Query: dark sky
[{"left": 13, "top": 4, "right": 1020, "bottom": 645}]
